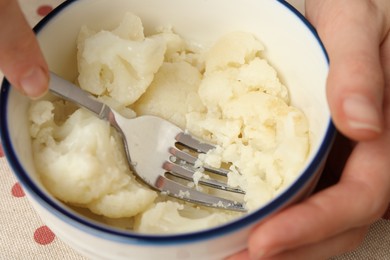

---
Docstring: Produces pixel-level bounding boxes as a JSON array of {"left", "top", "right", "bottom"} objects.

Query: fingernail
[
  {"left": 343, "top": 94, "right": 382, "bottom": 133},
  {"left": 20, "top": 67, "right": 48, "bottom": 98}
]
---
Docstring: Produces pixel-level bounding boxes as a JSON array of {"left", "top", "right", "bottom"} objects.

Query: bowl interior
[{"left": 1, "top": 0, "right": 331, "bottom": 234}]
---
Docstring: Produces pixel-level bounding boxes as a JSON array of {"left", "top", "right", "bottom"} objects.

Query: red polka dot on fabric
[
  {"left": 34, "top": 226, "right": 55, "bottom": 245},
  {"left": 11, "top": 183, "right": 25, "bottom": 197},
  {"left": 37, "top": 5, "right": 53, "bottom": 17}
]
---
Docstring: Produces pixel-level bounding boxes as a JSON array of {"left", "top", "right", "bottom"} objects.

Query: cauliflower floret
[
  {"left": 88, "top": 181, "right": 157, "bottom": 218},
  {"left": 133, "top": 61, "right": 205, "bottom": 129},
  {"left": 199, "top": 59, "right": 289, "bottom": 113},
  {"left": 151, "top": 29, "right": 187, "bottom": 62},
  {"left": 237, "top": 58, "right": 289, "bottom": 103},
  {"left": 78, "top": 32, "right": 166, "bottom": 105},
  {"left": 205, "top": 31, "right": 264, "bottom": 72},
  {"left": 29, "top": 100, "right": 56, "bottom": 139},
  {"left": 30, "top": 101, "right": 156, "bottom": 215},
  {"left": 112, "top": 12, "right": 145, "bottom": 41},
  {"left": 77, "top": 13, "right": 166, "bottom": 106}
]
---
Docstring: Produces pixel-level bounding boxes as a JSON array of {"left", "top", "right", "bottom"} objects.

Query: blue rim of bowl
[{"left": 0, "top": 0, "right": 336, "bottom": 246}]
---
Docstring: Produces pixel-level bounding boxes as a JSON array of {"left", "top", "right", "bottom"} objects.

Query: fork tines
[{"left": 159, "top": 132, "right": 247, "bottom": 212}]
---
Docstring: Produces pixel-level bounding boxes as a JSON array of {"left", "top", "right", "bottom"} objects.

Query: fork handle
[{"left": 49, "top": 72, "right": 111, "bottom": 120}]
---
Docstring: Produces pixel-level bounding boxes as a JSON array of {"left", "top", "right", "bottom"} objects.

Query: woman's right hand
[
  {"left": 0, "top": 0, "right": 49, "bottom": 156},
  {"left": 0, "top": 0, "right": 49, "bottom": 98}
]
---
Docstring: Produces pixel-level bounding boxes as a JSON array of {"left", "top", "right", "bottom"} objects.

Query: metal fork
[{"left": 48, "top": 72, "right": 246, "bottom": 212}]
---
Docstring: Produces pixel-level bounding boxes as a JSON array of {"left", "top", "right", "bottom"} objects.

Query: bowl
[{"left": 0, "top": 0, "right": 335, "bottom": 259}]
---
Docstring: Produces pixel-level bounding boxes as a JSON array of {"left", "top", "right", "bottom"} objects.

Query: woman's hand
[
  {"left": 0, "top": 0, "right": 49, "bottom": 98},
  {"left": 229, "top": 0, "right": 390, "bottom": 259},
  {"left": 0, "top": 0, "right": 49, "bottom": 156}
]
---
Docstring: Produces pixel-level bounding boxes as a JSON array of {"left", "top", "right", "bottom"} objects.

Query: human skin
[
  {"left": 229, "top": 0, "right": 390, "bottom": 259},
  {"left": 0, "top": 0, "right": 49, "bottom": 156},
  {"left": 1, "top": 0, "right": 390, "bottom": 259},
  {"left": 0, "top": 0, "right": 49, "bottom": 99}
]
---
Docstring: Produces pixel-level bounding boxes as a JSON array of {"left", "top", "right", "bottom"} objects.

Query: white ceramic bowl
[{"left": 0, "top": 0, "right": 335, "bottom": 259}]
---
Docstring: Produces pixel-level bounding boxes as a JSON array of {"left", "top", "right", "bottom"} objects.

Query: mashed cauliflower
[{"left": 29, "top": 13, "right": 309, "bottom": 234}]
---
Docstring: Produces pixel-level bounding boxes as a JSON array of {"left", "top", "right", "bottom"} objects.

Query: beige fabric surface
[{"left": 1, "top": 0, "right": 389, "bottom": 259}]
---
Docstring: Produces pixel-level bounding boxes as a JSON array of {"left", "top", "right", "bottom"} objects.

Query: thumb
[
  {"left": 0, "top": 0, "right": 49, "bottom": 98},
  {"left": 306, "top": 1, "right": 386, "bottom": 141}
]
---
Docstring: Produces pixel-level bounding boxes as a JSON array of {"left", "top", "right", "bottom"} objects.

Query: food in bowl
[{"left": 28, "top": 13, "right": 310, "bottom": 234}]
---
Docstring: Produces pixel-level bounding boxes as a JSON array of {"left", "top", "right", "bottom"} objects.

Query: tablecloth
[{"left": 1, "top": 0, "right": 390, "bottom": 259}]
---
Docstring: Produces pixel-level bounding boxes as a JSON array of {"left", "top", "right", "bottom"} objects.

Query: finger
[
  {"left": 380, "top": 23, "right": 390, "bottom": 92},
  {"left": 259, "top": 226, "right": 368, "bottom": 260},
  {"left": 0, "top": 0, "right": 48, "bottom": 98},
  {"left": 247, "top": 134, "right": 390, "bottom": 259},
  {"left": 225, "top": 249, "right": 250, "bottom": 260},
  {"left": 306, "top": 0, "right": 389, "bottom": 140},
  {"left": 227, "top": 226, "right": 367, "bottom": 260}
]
